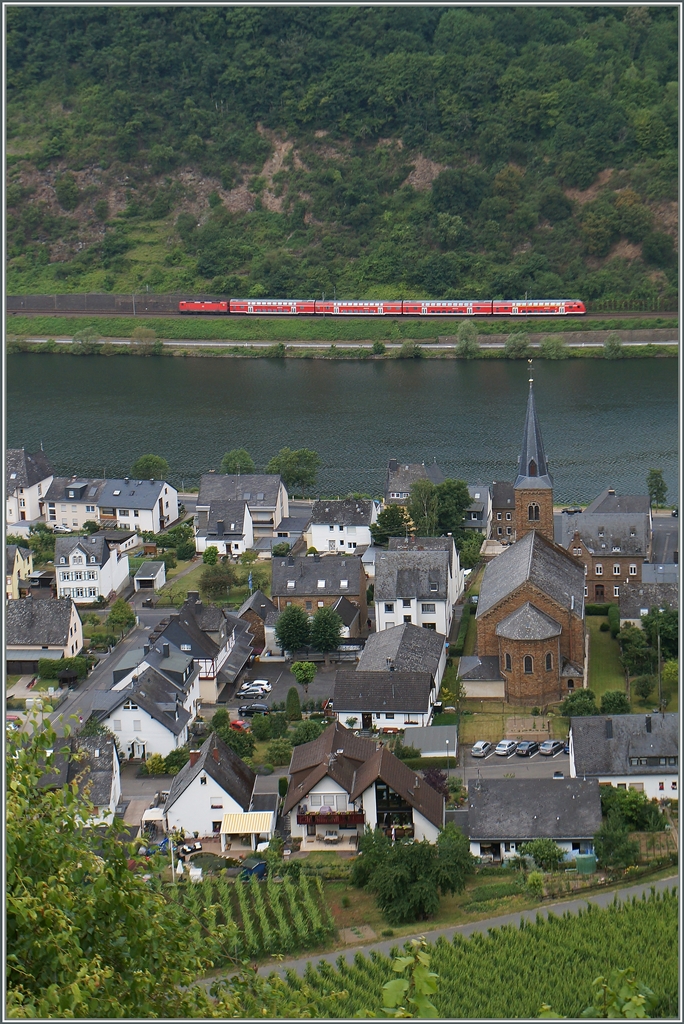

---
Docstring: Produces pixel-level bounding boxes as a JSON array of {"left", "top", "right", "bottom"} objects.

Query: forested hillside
[{"left": 6, "top": 6, "right": 678, "bottom": 305}]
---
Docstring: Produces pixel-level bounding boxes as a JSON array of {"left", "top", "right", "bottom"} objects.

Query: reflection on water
[{"left": 6, "top": 354, "right": 678, "bottom": 503}]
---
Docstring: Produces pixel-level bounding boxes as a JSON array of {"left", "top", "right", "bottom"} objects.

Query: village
[{"left": 5, "top": 377, "right": 679, "bottom": 938}]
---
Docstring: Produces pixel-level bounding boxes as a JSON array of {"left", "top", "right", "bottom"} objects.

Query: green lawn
[
  {"left": 587, "top": 617, "right": 626, "bottom": 698},
  {"left": 6, "top": 675, "right": 22, "bottom": 691}
]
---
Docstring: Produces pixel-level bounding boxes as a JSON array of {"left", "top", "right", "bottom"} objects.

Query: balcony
[{"left": 296, "top": 811, "right": 365, "bottom": 826}]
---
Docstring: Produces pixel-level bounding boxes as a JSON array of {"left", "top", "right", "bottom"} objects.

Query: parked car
[
  {"left": 495, "top": 739, "right": 518, "bottom": 756},
  {"left": 238, "top": 702, "right": 270, "bottom": 717},
  {"left": 563, "top": 740, "right": 570, "bottom": 755},
  {"left": 52, "top": 524, "right": 71, "bottom": 533},
  {"left": 249, "top": 679, "right": 272, "bottom": 693},
  {"left": 230, "top": 719, "right": 250, "bottom": 732},
  {"left": 236, "top": 686, "right": 268, "bottom": 700},
  {"left": 553, "top": 771, "right": 565, "bottom": 779},
  {"left": 471, "top": 740, "right": 493, "bottom": 758},
  {"left": 672, "top": 508, "right": 678, "bottom": 517},
  {"left": 515, "top": 741, "right": 539, "bottom": 757},
  {"left": 539, "top": 739, "right": 564, "bottom": 756},
  {"left": 142, "top": 596, "right": 154, "bottom": 607}
]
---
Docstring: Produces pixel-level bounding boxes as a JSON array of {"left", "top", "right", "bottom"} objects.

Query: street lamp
[
  {"left": 656, "top": 606, "right": 666, "bottom": 712},
  {"left": 445, "top": 738, "right": 450, "bottom": 774}
]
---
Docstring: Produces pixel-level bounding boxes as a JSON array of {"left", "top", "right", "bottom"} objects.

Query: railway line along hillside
[{"left": 6, "top": 7, "right": 678, "bottom": 309}]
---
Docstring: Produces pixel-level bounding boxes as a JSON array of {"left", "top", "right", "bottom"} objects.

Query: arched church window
[
  {"left": 545, "top": 653, "right": 552, "bottom": 671},
  {"left": 528, "top": 503, "right": 540, "bottom": 521},
  {"left": 505, "top": 652, "right": 512, "bottom": 671},
  {"left": 524, "top": 656, "right": 533, "bottom": 674}
]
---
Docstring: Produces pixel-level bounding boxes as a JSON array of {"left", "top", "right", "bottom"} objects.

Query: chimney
[
  {"left": 143, "top": 644, "right": 150, "bottom": 655},
  {"left": 389, "top": 459, "right": 398, "bottom": 472},
  {"left": 189, "top": 750, "right": 201, "bottom": 767},
  {"left": 217, "top": 520, "right": 224, "bottom": 537},
  {"left": 187, "top": 591, "right": 200, "bottom": 602},
  {"left": 288, "top": 556, "right": 295, "bottom": 567},
  {"left": 212, "top": 746, "right": 220, "bottom": 762},
  {"left": 608, "top": 488, "right": 615, "bottom": 495},
  {"left": 646, "top": 715, "right": 652, "bottom": 733},
  {"left": 605, "top": 719, "right": 613, "bottom": 739},
  {"left": 162, "top": 642, "right": 170, "bottom": 658},
  {"left": 124, "top": 477, "right": 129, "bottom": 484}
]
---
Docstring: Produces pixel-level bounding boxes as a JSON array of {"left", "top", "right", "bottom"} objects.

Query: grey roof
[
  {"left": 165, "top": 731, "right": 256, "bottom": 812},
  {"left": 271, "top": 554, "right": 364, "bottom": 598},
  {"left": 6, "top": 448, "right": 53, "bottom": 492},
  {"left": 375, "top": 549, "right": 449, "bottom": 602},
  {"left": 275, "top": 515, "right": 310, "bottom": 534},
  {"left": 642, "top": 564, "right": 679, "bottom": 584},
  {"left": 249, "top": 792, "right": 279, "bottom": 813},
  {"left": 388, "top": 536, "right": 457, "bottom": 573},
  {"left": 495, "top": 602, "right": 562, "bottom": 641},
  {"left": 134, "top": 561, "right": 165, "bottom": 579},
  {"left": 458, "top": 655, "right": 504, "bottom": 681},
  {"left": 468, "top": 778, "right": 602, "bottom": 841},
  {"left": 98, "top": 478, "right": 172, "bottom": 508},
  {"left": 385, "top": 460, "right": 445, "bottom": 497},
  {"left": 310, "top": 499, "right": 374, "bottom": 527},
  {"left": 491, "top": 481, "right": 515, "bottom": 509},
  {"left": 38, "top": 736, "right": 119, "bottom": 807},
  {"left": 331, "top": 595, "right": 361, "bottom": 628},
  {"left": 477, "top": 531, "right": 585, "bottom": 619},
  {"left": 514, "top": 383, "right": 553, "bottom": 490},
  {"left": 571, "top": 714, "right": 679, "bottom": 777},
  {"left": 6, "top": 544, "right": 31, "bottom": 576},
  {"left": 91, "top": 529, "right": 138, "bottom": 543},
  {"left": 619, "top": 582, "right": 679, "bottom": 621},
  {"left": 6, "top": 597, "right": 76, "bottom": 646},
  {"left": 585, "top": 488, "right": 651, "bottom": 515},
  {"left": 403, "top": 725, "right": 458, "bottom": 754},
  {"left": 202, "top": 500, "right": 249, "bottom": 538},
  {"left": 55, "top": 534, "right": 113, "bottom": 568},
  {"left": 97, "top": 667, "right": 192, "bottom": 736},
  {"left": 333, "top": 669, "right": 434, "bottom": 713},
  {"left": 44, "top": 477, "right": 106, "bottom": 504},
  {"left": 358, "top": 622, "right": 445, "bottom": 676},
  {"left": 198, "top": 473, "right": 283, "bottom": 508},
  {"left": 237, "top": 589, "right": 279, "bottom": 624},
  {"left": 557, "top": 512, "right": 650, "bottom": 556}
]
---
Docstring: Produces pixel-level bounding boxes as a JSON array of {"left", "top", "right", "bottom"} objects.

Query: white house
[
  {"left": 284, "top": 723, "right": 444, "bottom": 848},
  {"left": 333, "top": 670, "right": 437, "bottom": 731},
  {"left": 6, "top": 448, "right": 54, "bottom": 527},
  {"left": 44, "top": 476, "right": 179, "bottom": 533},
  {"left": 194, "top": 500, "right": 254, "bottom": 556},
  {"left": 464, "top": 485, "right": 493, "bottom": 538},
  {"left": 38, "top": 735, "right": 121, "bottom": 825},
  {"left": 54, "top": 534, "right": 129, "bottom": 604},
  {"left": 6, "top": 597, "right": 83, "bottom": 674},
  {"left": 375, "top": 537, "right": 463, "bottom": 634},
  {"left": 467, "top": 778, "right": 602, "bottom": 863},
  {"left": 164, "top": 732, "right": 260, "bottom": 838},
  {"left": 306, "top": 499, "right": 377, "bottom": 553},
  {"left": 197, "top": 473, "right": 288, "bottom": 541},
  {"left": 358, "top": 621, "right": 448, "bottom": 690},
  {"left": 569, "top": 713, "right": 679, "bottom": 801}
]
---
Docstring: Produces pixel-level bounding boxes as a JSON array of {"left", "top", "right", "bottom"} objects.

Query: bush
[
  {"left": 269, "top": 712, "right": 289, "bottom": 739},
  {"left": 399, "top": 341, "right": 423, "bottom": 359},
  {"left": 372, "top": 340, "right": 386, "bottom": 355},
  {"left": 291, "top": 720, "right": 323, "bottom": 746},
  {"left": 633, "top": 675, "right": 656, "bottom": 703},
  {"left": 250, "top": 713, "right": 272, "bottom": 741},
  {"left": 278, "top": 776, "right": 289, "bottom": 798},
  {"left": 604, "top": 332, "right": 624, "bottom": 359},
  {"left": 38, "top": 656, "right": 87, "bottom": 680},
  {"left": 267, "top": 738, "right": 293, "bottom": 766},
  {"left": 599, "top": 621, "right": 610, "bottom": 631},
  {"left": 504, "top": 332, "right": 531, "bottom": 359},
  {"left": 144, "top": 753, "right": 167, "bottom": 776},
  {"left": 527, "top": 871, "right": 544, "bottom": 898},
  {"left": 608, "top": 604, "right": 621, "bottom": 638},
  {"left": 203, "top": 546, "right": 218, "bottom": 565},
  {"left": 599, "top": 691, "right": 631, "bottom": 715},
  {"left": 585, "top": 603, "right": 611, "bottom": 615},
  {"left": 285, "top": 686, "right": 302, "bottom": 721},
  {"left": 176, "top": 540, "right": 196, "bottom": 561},
  {"left": 272, "top": 542, "right": 291, "bottom": 556},
  {"left": 393, "top": 743, "right": 421, "bottom": 761},
  {"left": 468, "top": 881, "right": 523, "bottom": 902}
]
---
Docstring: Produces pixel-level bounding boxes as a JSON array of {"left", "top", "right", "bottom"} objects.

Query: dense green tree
[
  {"left": 618, "top": 625, "right": 656, "bottom": 677},
  {"left": 107, "top": 598, "right": 135, "bottom": 638},
  {"left": 371, "top": 504, "right": 411, "bottom": 546},
  {"left": 407, "top": 479, "right": 439, "bottom": 536},
  {"left": 26, "top": 523, "right": 56, "bottom": 564},
  {"left": 202, "top": 546, "right": 218, "bottom": 565},
  {"left": 560, "top": 689, "right": 598, "bottom": 717},
  {"left": 250, "top": 713, "right": 272, "bottom": 742},
  {"left": 519, "top": 838, "right": 566, "bottom": 872},
  {"left": 266, "top": 737, "right": 292, "bottom": 766},
  {"left": 275, "top": 605, "right": 311, "bottom": 653},
  {"left": 540, "top": 335, "right": 568, "bottom": 360},
  {"left": 599, "top": 691, "right": 631, "bottom": 715},
  {"left": 646, "top": 469, "right": 668, "bottom": 508},
  {"left": 594, "top": 813, "right": 639, "bottom": 869},
  {"left": 269, "top": 712, "right": 290, "bottom": 739},
  {"left": 458, "top": 532, "right": 484, "bottom": 569},
  {"left": 285, "top": 686, "right": 302, "bottom": 722},
  {"left": 436, "top": 478, "right": 471, "bottom": 535},
  {"left": 291, "top": 719, "right": 323, "bottom": 747},
  {"left": 603, "top": 333, "right": 624, "bottom": 360},
  {"left": 633, "top": 675, "right": 656, "bottom": 704},
  {"left": 455, "top": 320, "right": 480, "bottom": 359},
  {"left": 130, "top": 454, "right": 170, "bottom": 480},
  {"left": 504, "top": 333, "right": 532, "bottom": 359},
  {"left": 199, "top": 562, "right": 234, "bottom": 599},
  {"left": 220, "top": 448, "right": 255, "bottom": 475},
  {"left": 600, "top": 785, "right": 663, "bottom": 833},
  {"left": 290, "top": 660, "right": 317, "bottom": 693},
  {"left": 641, "top": 607, "right": 678, "bottom": 661},
  {"left": 265, "top": 448, "right": 321, "bottom": 492},
  {"left": 310, "top": 606, "right": 344, "bottom": 661}
]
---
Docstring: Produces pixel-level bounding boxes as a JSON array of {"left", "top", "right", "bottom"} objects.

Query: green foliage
[
  {"left": 291, "top": 719, "right": 323, "bottom": 747},
  {"left": 458, "top": 532, "right": 484, "bottom": 569},
  {"left": 176, "top": 540, "right": 196, "bottom": 560},
  {"left": 633, "top": 675, "right": 656, "bottom": 704},
  {"left": 38, "top": 655, "right": 87, "bottom": 680},
  {"left": 382, "top": 939, "right": 439, "bottom": 1019},
  {"left": 285, "top": 686, "right": 302, "bottom": 722},
  {"left": 540, "top": 335, "right": 568, "bottom": 360},
  {"left": 407, "top": 479, "right": 439, "bottom": 536},
  {"left": 641, "top": 607, "right": 678, "bottom": 660},
  {"left": 310, "top": 605, "right": 344, "bottom": 655},
  {"left": 661, "top": 660, "right": 678, "bottom": 689},
  {"left": 617, "top": 625, "right": 656, "bottom": 677},
  {"left": 504, "top": 333, "right": 532, "bottom": 359},
  {"left": 608, "top": 603, "right": 620, "bottom": 638},
  {"left": 82, "top": 520, "right": 100, "bottom": 535},
  {"left": 372, "top": 340, "right": 386, "bottom": 355},
  {"left": 272, "top": 541, "right": 291, "bottom": 557},
  {"left": 275, "top": 605, "right": 311, "bottom": 653},
  {"left": 163, "top": 746, "right": 190, "bottom": 775},
  {"left": 599, "top": 786, "right": 664, "bottom": 833},
  {"left": 436, "top": 478, "right": 472, "bottom": 535},
  {"left": 55, "top": 172, "right": 80, "bottom": 211},
  {"left": 107, "top": 598, "right": 136, "bottom": 637},
  {"left": 202, "top": 546, "right": 218, "bottom": 565},
  {"left": 250, "top": 713, "right": 272, "bottom": 742},
  {"left": 399, "top": 341, "right": 423, "bottom": 359},
  {"left": 130, "top": 454, "right": 169, "bottom": 479},
  {"left": 560, "top": 688, "right": 598, "bottom": 717},
  {"left": 27, "top": 522, "right": 55, "bottom": 563},
  {"left": 371, "top": 504, "right": 411, "bottom": 546},
  {"left": 527, "top": 871, "right": 545, "bottom": 898},
  {"left": 603, "top": 332, "right": 624, "bottom": 360},
  {"left": 455, "top": 320, "right": 480, "bottom": 359},
  {"left": 267, "top": 738, "right": 293, "bottom": 766},
  {"left": 199, "top": 562, "right": 235, "bottom": 599},
  {"left": 599, "top": 690, "right": 631, "bottom": 715},
  {"left": 519, "top": 838, "right": 565, "bottom": 872},
  {"left": 269, "top": 712, "right": 289, "bottom": 739},
  {"left": 594, "top": 814, "right": 640, "bottom": 869},
  {"left": 213, "top": 723, "right": 255, "bottom": 761},
  {"left": 290, "top": 661, "right": 317, "bottom": 690},
  {"left": 220, "top": 448, "right": 255, "bottom": 475},
  {"left": 579, "top": 967, "right": 656, "bottom": 1019},
  {"left": 265, "top": 448, "right": 321, "bottom": 492},
  {"left": 144, "top": 753, "right": 167, "bottom": 776},
  {"left": 278, "top": 775, "right": 289, "bottom": 798},
  {"left": 392, "top": 742, "right": 422, "bottom": 761},
  {"left": 157, "top": 550, "right": 177, "bottom": 571},
  {"left": 646, "top": 469, "right": 667, "bottom": 507}
]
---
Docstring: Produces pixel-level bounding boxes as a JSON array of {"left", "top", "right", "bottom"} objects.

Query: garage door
[{"left": 138, "top": 579, "right": 154, "bottom": 589}]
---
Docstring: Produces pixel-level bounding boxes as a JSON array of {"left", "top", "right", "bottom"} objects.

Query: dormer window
[
  {"left": 430, "top": 582, "right": 438, "bottom": 592},
  {"left": 180, "top": 644, "right": 192, "bottom": 652},
  {"left": 90, "top": 556, "right": 96, "bottom": 563},
  {"left": 340, "top": 579, "right": 348, "bottom": 589},
  {"left": 287, "top": 580, "right": 295, "bottom": 589},
  {"left": 60, "top": 557, "right": 66, "bottom": 564},
  {"left": 113, "top": 490, "right": 121, "bottom": 496},
  {"left": 612, "top": 545, "right": 620, "bottom": 552},
  {"left": 317, "top": 580, "right": 325, "bottom": 588},
  {"left": 598, "top": 529, "right": 604, "bottom": 537}
]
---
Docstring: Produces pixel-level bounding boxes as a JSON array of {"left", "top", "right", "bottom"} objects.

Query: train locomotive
[{"left": 179, "top": 297, "right": 586, "bottom": 316}]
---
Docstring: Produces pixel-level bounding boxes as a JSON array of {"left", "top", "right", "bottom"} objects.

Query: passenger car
[
  {"left": 238, "top": 702, "right": 270, "bottom": 717},
  {"left": 495, "top": 739, "right": 518, "bottom": 756},
  {"left": 471, "top": 741, "right": 493, "bottom": 758},
  {"left": 515, "top": 741, "right": 539, "bottom": 757},
  {"left": 539, "top": 740, "right": 564, "bottom": 756}
]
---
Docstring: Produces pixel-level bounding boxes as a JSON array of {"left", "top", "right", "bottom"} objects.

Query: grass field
[{"left": 586, "top": 617, "right": 626, "bottom": 699}]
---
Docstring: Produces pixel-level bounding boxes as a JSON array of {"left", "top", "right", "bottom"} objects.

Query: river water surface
[{"left": 6, "top": 354, "right": 678, "bottom": 503}]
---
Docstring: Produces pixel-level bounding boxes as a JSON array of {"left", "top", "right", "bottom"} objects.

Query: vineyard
[
  {"left": 279, "top": 889, "right": 678, "bottom": 1019},
  {"left": 165, "top": 873, "right": 335, "bottom": 965}
]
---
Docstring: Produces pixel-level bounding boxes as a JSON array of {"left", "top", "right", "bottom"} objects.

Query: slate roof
[
  {"left": 467, "top": 778, "right": 602, "bottom": 841},
  {"left": 514, "top": 383, "right": 553, "bottom": 490},
  {"left": 375, "top": 549, "right": 449, "bottom": 602},
  {"left": 237, "top": 589, "right": 279, "bottom": 626},
  {"left": 619, "top": 582, "right": 679, "bottom": 621},
  {"left": 571, "top": 714, "right": 679, "bottom": 777},
  {"left": 585, "top": 489, "right": 651, "bottom": 515},
  {"left": 642, "top": 564, "right": 679, "bottom": 585},
  {"left": 349, "top": 745, "right": 444, "bottom": 827},
  {"left": 331, "top": 595, "right": 361, "bottom": 628},
  {"left": 55, "top": 534, "right": 113, "bottom": 568},
  {"left": 165, "top": 731, "right": 256, "bottom": 811},
  {"left": 477, "top": 530, "right": 585, "bottom": 619},
  {"left": 458, "top": 655, "right": 504, "bottom": 681},
  {"left": 333, "top": 669, "right": 434, "bottom": 713},
  {"left": 198, "top": 473, "right": 283, "bottom": 508},
  {"left": 102, "top": 667, "right": 192, "bottom": 736},
  {"left": 271, "top": 554, "right": 364, "bottom": 598},
  {"left": 200, "top": 500, "right": 249, "bottom": 538},
  {"left": 311, "top": 498, "right": 374, "bottom": 526},
  {"left": 97, "top": 478, "right": 172, "bottom": 508},
  {"left": 6, "top": 597, "right": 75, "bottom": 646},
  {"left": 159, "top": 600, "right": 221, "bottom": 660},
  {"left": 134, "top": 561, "right": 165, "bottom": 579},
  {"left": 491, "top": 481, "right": 515, "bottom": 509},
  {"left": 558, "top": 513, "right": 650, "bottom": 556},
  {"left": 388, "top": 536, "right": 457, "bottom": 573},
  {"left": 38, "top": 736, "right": 119, "bottom": 808},
  {"left": 91, "top": 529, "right": 138, "bottom": 544},
  {"left": 44, "top": 477, "right": 106, "bottom": 504},
  {"left": 399, "top": 725, "right": 458, "bottom": 756},
  {"left": 6, "top": 448, "right": 53, "bottom": 492},
  {"left": 358, "top": 622, "right": 445, "bottom": 676},
  {"left": 495, "top": 602, "right": 562, "bottom": 641},
  {"left": 6, "top": 544, "right": 31, "bottom": 576},
  {"left": 385, "top": 460, "right": 445, "bottom": 497},
  {"left": 249, "top": 792, "right": 279, "bottom": 813}
]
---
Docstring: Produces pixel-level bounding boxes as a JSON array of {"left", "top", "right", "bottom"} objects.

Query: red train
[{"left": 178, "top": 297, "right": 586, "bottom": 316}]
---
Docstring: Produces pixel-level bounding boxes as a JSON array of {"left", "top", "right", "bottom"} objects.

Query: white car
[
  {"left": 237, "top": 680, "right": 271, "bottom": 697},
  {"left": 249, "top": 679, "right": 272, "bottom": 693},
  {"left": 52, "top": 524, "right": 71, "bottom": 533},
  {"left": 495, "top": 739, "right": 518, "bottom": 756}
]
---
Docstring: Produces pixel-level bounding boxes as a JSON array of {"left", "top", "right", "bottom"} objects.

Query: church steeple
[{"left": 514, "top": 369, "right": 553, "bottom": 490}]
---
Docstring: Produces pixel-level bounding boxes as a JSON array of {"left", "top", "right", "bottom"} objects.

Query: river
[{"left": 6, "top": 354, "right": 678, "bottom": 503}]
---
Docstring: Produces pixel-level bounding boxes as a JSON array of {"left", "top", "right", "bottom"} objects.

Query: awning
[
  {"left": 220, "top": 811, "right": 275, "bottom": 835},
  {"left": 142, "top": 808, "right": 165, "bottom": 822}
]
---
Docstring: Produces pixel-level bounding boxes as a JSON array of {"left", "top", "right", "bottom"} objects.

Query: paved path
[{"left": 207, "top": 875, "right": 677, "bottom": 982}]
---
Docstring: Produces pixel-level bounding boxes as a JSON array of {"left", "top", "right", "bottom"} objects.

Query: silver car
[
  {"left": 471, "top": 741, "right": 493, "bottom": 758},
  {"left": 495, "top": 739, "right": 518, "bottom": 756}
]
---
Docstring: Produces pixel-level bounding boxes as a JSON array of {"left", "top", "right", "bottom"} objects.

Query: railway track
[{"left": 6, "top": 308, "right": 678, "bottom": 320}]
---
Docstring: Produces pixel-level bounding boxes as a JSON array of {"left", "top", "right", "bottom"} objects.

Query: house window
[
  {"left": 595, "top": 564, "right": 603, "bottom": 575},
  {"left": 310, "top": 794, "right": 322, "bottom": 806},
  {"left": 340, "top": 579, "right": 348, "bottom": 588},
  {"left": 505, "top": 653, "right": 512, "bottom": 671},
  {"left": 613, "top": 564, "right": 621, "bottom": 576},
  {"left": 211, "top": 799, "right": 223, "bottom": 809},
  {"left": 133, "top": 721, "right": 142, "bottom": 732},
  {"left": 573, "top": 548, "right": 582, "bottom": 556},
  {"left": 385, "top": 713, "right": 395, "bottom": 720},
  {"left": 598, "top": 529, "right": 604, "bottom": 538},
  {"left": 613, "top": 586, "right": 620, "bottom": 598},
  {"left": 497, "top": 512, "right": 502, "bottom": 520},
  {"left": 505, "top": 512, "right": 512, "bottom": 521},
  {"left": 86, "top": 505, "right": 95, "bottom": 513},
  {"left": 584, "top": 586, "right": 588, "bottom": 597},
  {"left": 659, "top": 782, "right": 665, "bottom": 791},
  {"left": 672, "top": 781, "right": 677, "bottom": 790},
  {"left": 612, "top": 545, "right": 621, "bottom": 552},
  {"left": 212, "top": 821, "right": 221, "bottom": 833},
  {"left": 545, "top": 653, "right": 552, "bottom": 671},
  {"left": 318, "top": 601, "right": 324, "bottom": 607},
  {"left": 200, "top": 776, "right": 207, "bottom": 786},
  {"left": 506, "top": 527, "right": 512, "bottom": 535},
  {"left": 402, "top": 599, "right": 411, "bottom": 608},
  {"left": 112, "top": 720, "right": 121, "bottom": 731},
  {"left": 629, "top": 564, "right": 637, "bottom": 575},
  {"left": 430, "top": 582, "right": 438, "bottom": 592},
  {"left": 134, "top": 509, "right": 139, "bottom": 517},
  {"left": 317, "top": 580, "right": 325, "bottom": 589},
  {"left": 287, "top": 580, "right": 295, "bottom": 589},
  {"left": 123, "top": 700, "right": 138, "bottom": 710},
  {"left": 329, "top": 525, "right": 334, "bottom": 531},
  {"left": 180, "top": 644, "right": 192, "bottom": 652},
  {"left": 497, "top": 527, "right": 503, "bottom": 536},
  {"left": 90, "top": 556, "right": 96, "bottom": 563},
  {"left": 305, "top": 601, "right": 312, "bottom": 611},
  {"left": 385, "top": 603, "right": 394, "bottom": 613},
  {"left": 528, "top": 503, "right": 540, "bottom": 521},
  {"left": 421, "top": 603, "right": 436, "bottom": 613},
  {"left": 524, "top": 656, "right": 533, "bottom": 674}
]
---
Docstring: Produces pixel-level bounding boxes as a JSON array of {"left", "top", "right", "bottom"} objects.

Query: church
[{"left": 471, "top": 375, "right": 586, "bottom": 706}]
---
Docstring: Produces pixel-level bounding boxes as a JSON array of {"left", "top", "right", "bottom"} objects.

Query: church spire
[{"left": 514, "top": 363, "right": 553, "bottom": 489}]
